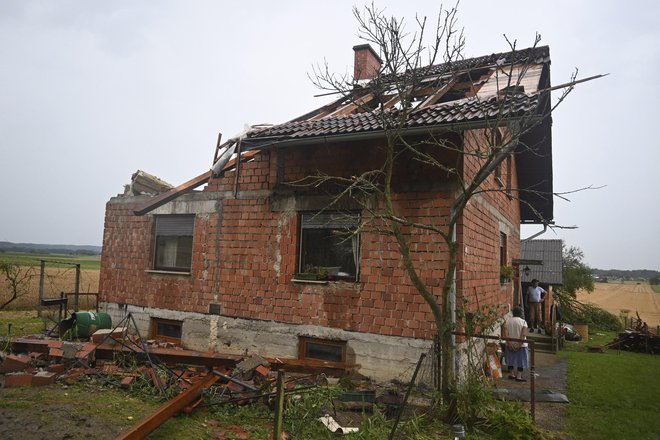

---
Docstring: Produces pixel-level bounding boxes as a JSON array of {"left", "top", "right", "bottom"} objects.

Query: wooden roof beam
[{"left": 132, "top": 170, "right": 212, "bottom": 216}]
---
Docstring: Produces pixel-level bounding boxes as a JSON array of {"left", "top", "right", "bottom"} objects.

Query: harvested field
[
  {"left": 577, "top": 281, "right": 660, "bottom": 327},
  {"left": 0, "top": 266, "right": 99, "bottom": 311}
]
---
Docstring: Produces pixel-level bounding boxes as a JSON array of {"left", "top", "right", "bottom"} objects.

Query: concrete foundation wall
[{"left": 100, "top": 302, "right": 433, "bottom": 382}]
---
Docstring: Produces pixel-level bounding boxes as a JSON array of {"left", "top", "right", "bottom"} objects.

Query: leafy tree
[
  {"left": 555, "top": 245, "right": 620, "bottom": 330},
  {"left": 554, "top": 245, "right": 594, "bottom": 303}
]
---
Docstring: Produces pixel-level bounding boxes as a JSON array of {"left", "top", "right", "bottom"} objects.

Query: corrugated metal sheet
[{"left": 521, "top": 239, "right": 563, "bottom": 285}]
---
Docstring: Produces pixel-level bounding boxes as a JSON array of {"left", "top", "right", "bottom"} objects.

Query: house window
[
  {"left": 151, "top": 318, "right": 182, "bottom": 343},
  {"left": 299, "top": 337, "right": 347, "bottom": 363},
  {"left": 154, "top": 215, "right": 194, "bottom": 272},
  {"left": 499, "top": 232, "right": 507, "bottom": 268},
  {"left": 299, "top": 212, "right": 359, "bottom": 281}
]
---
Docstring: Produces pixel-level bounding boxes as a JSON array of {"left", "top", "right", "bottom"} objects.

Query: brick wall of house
[
  {"left": 100, "top": 133, "right": 520, "bottom": 342},
  {"left": 457, "top": 128, "right": 521, "bottom": 318}
]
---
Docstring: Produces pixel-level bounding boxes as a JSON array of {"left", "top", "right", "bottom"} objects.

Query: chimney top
[{"left": 353, "top": 44, "right": 382, "bottom": 81}]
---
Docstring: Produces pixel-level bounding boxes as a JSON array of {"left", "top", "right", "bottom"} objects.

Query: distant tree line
[
  {"left": 592, "top": 268, "right": 660, "bottom": 281},
  {"left": 0, "top": 241, "right": 101, "bottom": 256}
]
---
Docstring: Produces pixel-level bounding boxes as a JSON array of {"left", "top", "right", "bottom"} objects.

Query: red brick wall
[
  {"left": 457, "top": 128, "right": 521, "bottom": 317},
  {"left": 101, "top": 133, "right": 520, "bottom": 341}
]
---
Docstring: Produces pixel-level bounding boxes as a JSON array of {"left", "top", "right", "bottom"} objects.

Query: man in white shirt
[{"left": 527, "top": 278, "right": 546, "bottom": 333}]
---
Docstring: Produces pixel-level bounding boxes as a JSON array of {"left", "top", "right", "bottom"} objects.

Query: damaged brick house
[{"left": 99, "top": 44, "right": 554, "bottom": 381}]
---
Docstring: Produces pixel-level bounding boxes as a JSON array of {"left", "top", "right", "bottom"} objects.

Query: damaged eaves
[{"left": 128, "top": 45, "right": 588, "bottom": 221}]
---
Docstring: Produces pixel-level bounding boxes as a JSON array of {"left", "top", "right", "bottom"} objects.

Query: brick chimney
[{"left": 353, "top": 44, "right": 382, "bottom": 81}]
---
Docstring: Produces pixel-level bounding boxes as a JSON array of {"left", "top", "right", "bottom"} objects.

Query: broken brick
[
  {"left": 32, "top": 371, "right": 57, "bottom": 386},
  {"left": 75, "top": 343, "right": 96, "bottom": 363},
  {"left": 225, "top": 425, "right": 250, "bottom": 439},
  {"left": 47, "top": 340, "right": 64, "bottom": 349},
  {"left": 4, "top": 372, "right": 33, "bottom": 388},
  {"left": 255, "top": 365, "right": 271, "bottom": 377},
  {"left": 49, "top": 348, "right": 64, "bottom": 358},
  {"left": 101, "top": 364, "right": 119, "bottom": 374},
  {"left": 47, "top": 364, "right": 66, "bottom": 374},
  {"left": 1, "top": 354, "right": 31, "bottom": 373},
  {"left": 91, "top": 327, "right": 127, "bottom": 344},
  {"left": 120, "top": 376, "right": 135, "bottom": 388}
]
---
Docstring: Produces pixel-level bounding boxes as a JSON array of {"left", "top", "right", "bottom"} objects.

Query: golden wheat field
[
  {"left": 0, "top": 266, "right": 100, "bottom": 310},
  {"left": 577, "top": 281, "right": 660, "bottom": 327}
]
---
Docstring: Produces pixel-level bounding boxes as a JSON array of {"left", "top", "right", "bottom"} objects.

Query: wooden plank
[
  {"left": 114, "top": 373, "right": 219, "bottom": 440},
  {"left": 132, "top": 171, "right": 212, "bottom": 216}
]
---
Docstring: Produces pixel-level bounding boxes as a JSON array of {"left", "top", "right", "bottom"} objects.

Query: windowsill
[
  {"left": 145, "top": 269, "right": 191, "bottom": 276},
  {"left": 292, "top": 278, "right": 329, "bottom": 285}
]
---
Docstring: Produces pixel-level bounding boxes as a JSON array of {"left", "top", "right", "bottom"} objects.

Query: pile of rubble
[
  {"left": 607, "top": 317, "right": 660, "bottom": 354},
  {"left": 1, "top": 317, "right": 425, "bottom": 439}
]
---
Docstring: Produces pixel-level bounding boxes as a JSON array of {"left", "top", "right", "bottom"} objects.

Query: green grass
[
  {"left": 0, "top": 251, "right": 100, "bottom": 270},
  {"left": 0, "top": 310, "right": 45, "bottom": 337},
  {"left": 651, "top": 284, "right": 660, "bottom": 293},
  {"left": 564, "top": 345, "right": 660, "bottom": 439}
]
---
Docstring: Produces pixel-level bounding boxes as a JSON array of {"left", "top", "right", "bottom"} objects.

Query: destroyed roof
[
  {"left": 240, "top": 46, "right": 553, "bottom": 224},
  {"left": 244, "top": 45, "right": 550, "bottom": 143},
  {"left": 521, "top": 239, "right": 563, "bottom": 285}
]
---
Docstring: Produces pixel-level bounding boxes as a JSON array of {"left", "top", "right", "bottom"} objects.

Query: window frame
[
  {"left": 298, "top": 212, "right": 360, "bottom": 282},
  {"left": 150, "top": 318, "right": 183, "bottom": 344},
  {"left": 298, "top": 337, "right": 347, "bottom": 363},
  {"left": 153, "top": 215, "right": 195, "bottom": 273},
  {"left": 499, "top": 232, "right": 507, "bottom": 268}
]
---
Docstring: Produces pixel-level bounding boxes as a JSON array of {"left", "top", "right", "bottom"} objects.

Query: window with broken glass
[
  {"left": 154, "top": 215, "right": 194, "bottom": 272},
  {"left": 299, "top": 212, "right": 359, "bottom": 281}
]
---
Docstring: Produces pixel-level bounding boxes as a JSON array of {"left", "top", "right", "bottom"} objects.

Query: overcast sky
[{"left": 1, "top": 1, "right": 658, "bottom": 270}]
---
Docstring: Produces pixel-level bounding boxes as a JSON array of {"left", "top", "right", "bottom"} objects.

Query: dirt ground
[
  {"left": 0, "top": 267, "right": 99, "bottom": 310},
  {"left": 0, "top": 403, "right": 123, "bottom": 440},
  {"left": 577, "top": 281, "right": 660, "bottom": 327}
]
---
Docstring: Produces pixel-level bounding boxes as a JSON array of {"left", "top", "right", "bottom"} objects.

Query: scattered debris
[
  {"left": 604, "top": 312, "right": 659, "bottom": 354},
  {"left": 318, "top": 414, "right": 359, "bottom": 434},
  {"left": 123, "top": 170, "right": 174, "bottom": 196},
  {"left": 1, "top": 312, "right": 427, "bottom": 439}
]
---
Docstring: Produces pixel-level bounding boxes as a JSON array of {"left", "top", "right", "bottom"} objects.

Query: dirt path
[
  {"left": 495, "top": 351, "right": 568, "bottom": 433},
  {"left": 577, "top": 282, "right": 660, "bottom": 327}
]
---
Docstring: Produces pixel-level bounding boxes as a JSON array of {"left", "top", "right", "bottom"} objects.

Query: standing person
[
  {"left": 527, "top": 279, "right": 546, "bottom": 333},
  {"left": 502, "top": 306, "right": 529, "bottom": 382}
]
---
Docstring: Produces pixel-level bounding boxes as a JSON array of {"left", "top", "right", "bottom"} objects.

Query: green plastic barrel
[{"left": 60, "top": 312, "right": 112, "bottom": 338}]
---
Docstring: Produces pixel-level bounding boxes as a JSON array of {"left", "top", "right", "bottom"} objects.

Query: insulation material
[{"left": 487, "top": 353, "right": 503, "bottom": 379}]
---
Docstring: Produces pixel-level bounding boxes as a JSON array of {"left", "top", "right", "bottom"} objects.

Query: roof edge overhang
[{"left": 241, "top": 114, "right": 545, "bottom": 152}]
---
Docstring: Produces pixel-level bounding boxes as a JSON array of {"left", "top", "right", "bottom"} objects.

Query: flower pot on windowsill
[
  {"left": 294, "top": 273, "right": 323, "bottom": 281},
  {"left": 500, "top": 265, "right": 515, "bottom": 285}
]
